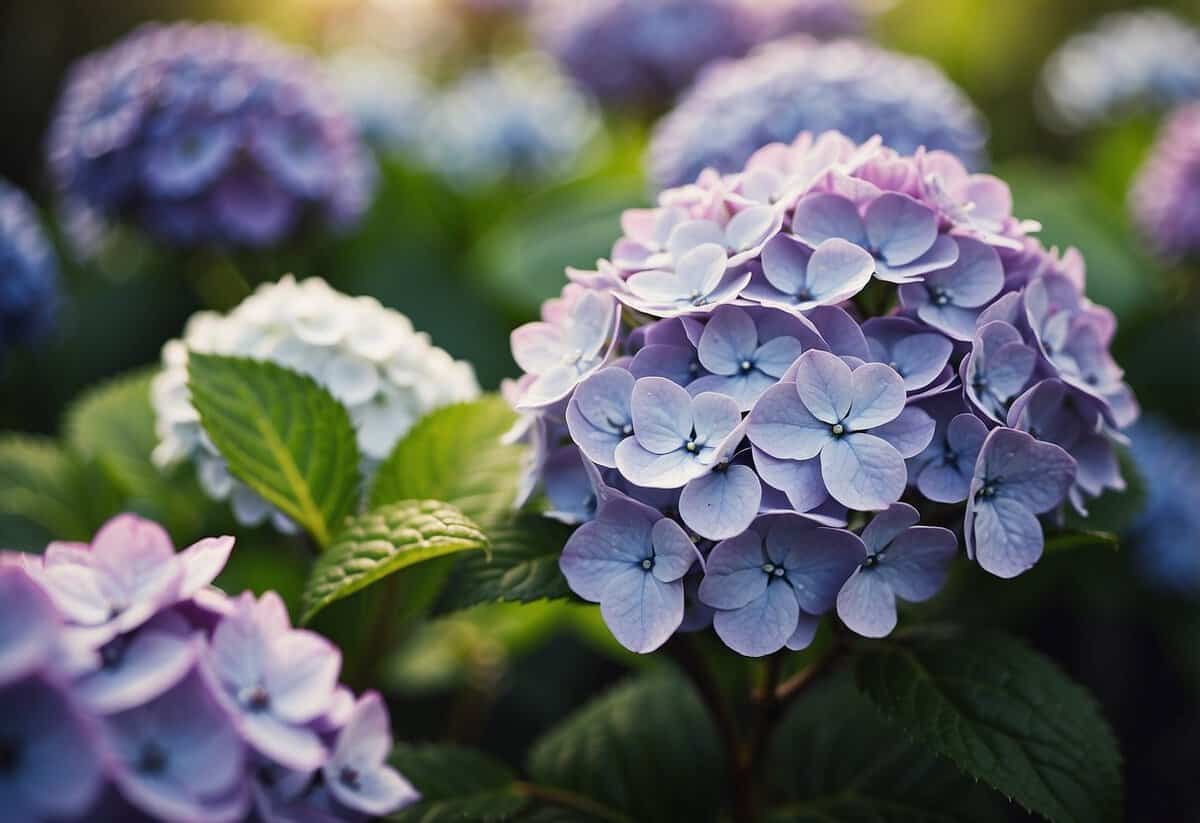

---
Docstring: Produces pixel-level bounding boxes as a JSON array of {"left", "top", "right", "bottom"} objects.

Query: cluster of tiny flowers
[
  {"left": 506, "top": 130, "right": 1138, "bottom": 656},
  {"left": 46, "top": 21, "right": 375, "bottom": 253},
  {"left": 326, "top": 48, "right": 432, "bottom": 155},
  {"left": 649, "top": 37, "right": 988, "bottom": 191},
  {"left": 153, "top": 276, "right": 479, "bottom": 531},
  {"left": 0, "top": 179, "right": 58, "bottom": 357},
  {"left": 1037, "top": 10, "right": 1200, "bottom": 133},
  {"left": 0, "top": 514, "right": 417, "bottom": 821},
  {"left": 1127, "top": 418, "right": 1200, "bottom": 593},
  {"left": 1129, "top": 102, "right": 1200, "bottom": 261},
  {"left": 532, "top": 0, "right": 860, "bottom": 109}
]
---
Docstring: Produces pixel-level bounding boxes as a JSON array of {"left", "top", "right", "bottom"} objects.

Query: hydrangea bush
[
  {"left": 46, "top": 22, "right": 375, "bottom": 252},
  {"left": 152, "top": 276, "right": 479, "bottom": 531},
  {"left": 508, "top": 130, "right": 1137, "bottom": 656},
  {"left": 649, "top": 38, "right": 988, "bottom": 190},
  {"left": 0, "top": 179, "right": 58, "bottom": 357},
  {"left": 1130, "top": 102, "right": 1200, "bottom": 262},
  {"left": 0, "top": 514, "right": 416, "bottom": 821}
]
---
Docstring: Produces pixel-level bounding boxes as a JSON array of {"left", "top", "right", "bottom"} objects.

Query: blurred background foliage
[{"left": 2, "top": 1, "right": 1200, "bottom": 820}]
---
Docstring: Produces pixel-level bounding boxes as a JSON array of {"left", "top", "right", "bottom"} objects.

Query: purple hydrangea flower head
[
  {"left": 908, "top": 398, "right": 988, "bottom": 504},
  {"left": 207, "top": 591, "right": 341, "bottom": 772},
  {"left": 1131, "top": 102, "right": 1200, "bottom": 261},
  {"left": 323, "top": 691, "right": 420, "bottom": 816},
  {"left": 560, "top": 497, "right": 701, "bottom": 652},
  {"left": 862, "top": 317, "right": 954, "bottom": 396},
  {"left": 965, "top": 427, "right": 1076, "bottom": 578},
  {"left": 747, "top": 350, "right": 934, "bottom": 510},
  {"left": 0, "top": 674, "right": 106, "bottom": 821},
  {"left": 897, "top": 236, "right": 1005, "bottom": 340},
  {"left": 743, "top": 235, "right": 876, "bottom": 311},
  {"left": 835, "top": 503, "right": 956, "bottom": 638},
  {"left": 103, "top": 669, "right": 249, "bottom": 822},
  {"left": 698, "top": 515, "right": 862, "bottom": 656},
  {"left": 47, "top": 21, "right": 374, "bottom": 252},
  {"left": 961, "top": 321, "right": 1037, "bottom": 424},
  {"left": 739, "top": 0, "right": 864, "bottom": 43},
  {"left": 1037, "top": 10, "right": 1200, "bottom": 133},
  {"left": 649, "top": 38, "right": 987, "bottom": 190},
  {"left": 0, "top": 180, "right": 58, "bottom": 355}
]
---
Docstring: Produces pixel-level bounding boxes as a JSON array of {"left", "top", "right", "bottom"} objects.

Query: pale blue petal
[
  {"left": 650, "top": 518, "right": 702, "bottom": 583},
  {"left": 873, "top": 406, "right": 936, "bottom": 458},
  {"left": 807, "top": 305, "right": 871, "bottom": 360},
  {"left": 631, "top": 344, "right": 703, "bottom": 386},
  {"left": 752, "top": 448, "right": 827, "bottom": 512},
  {"left": 698, "top": 531, "right": 767, "bottom": 610},
  {"left": 971, "top": 496, "right": 1043, "bottom": 579},
  {"left": 615, "top": 439, "right": 703, "bottom": 489},
  {"left": 784, "top": 612, "right": 821, "bottom": 651},
  {"left": 600, "top": 567, "right": 684, "bottom": 654},
  {"left": 746, "top": 383, "right": 830, "bottom": 460},
  {"left": 753, "top": 336, "right": 806, "bottom": 378},
  {"left": 771, "top": 526, "right": 864, "bottom": 614},
  {"left": 791, "top": 193, "right": 867, "bottom": 248},
  {"left": 805, "top": 238, "right": 876, "bottom": 301},
  {"left": 863, "top": 193, "right": 936, "bottom": 267},
  {"left": 712, "top": 583, "right": 798, "bottom": 657},
  {"left": 820, "top": 433, "right": 907, "bottom": 510},
  {"left": 691, "top": 392, "right": 742, "bottom": 446},
  {"left": 878, "top": 527, "right": 957, "bottom": 601},
  {"left": 845, "top": 363, "right": 906, "bottom": 430},
  {"left": 836, "top": 569, "right": 897, "bottom": 638},
  {"left": 631, "top": 377, "right": 692, "bottom": 454},
  {"left": 761, "top": 233, "right": 812, "bottom": 295},
  {"left": 794, "top": 350, "right": 854, "bottom": 424},
  {"left": 859, "top": 503, "right": 920, "bottom": 555},
  {"left": 679, "top": 464, "right": 762, "bottom": 540},
  {"left": 697, "top": 306, "right": 757, "bottom": 376},
  {"left": 559, "top": 499, "right": 657, "bottom": 600}
]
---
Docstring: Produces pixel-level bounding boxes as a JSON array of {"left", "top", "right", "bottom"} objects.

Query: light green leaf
[
  {"left": 441, "top": 514, "right": 574, "bottom": 610},
  {"left": 0, "top": 434, "right": 117, "bottom": 542},
  {"left": 187, "top": 353, "right": 360, "bottom": 547},
  {"left": 856, "top": 631, "right": 1122, "bottom": 823},
  {"left": 1044, "top": 529, "right": 1119, "bottom": 553},
  {"left": 302, "top": 499, "right": 487, "bottom": 623}
]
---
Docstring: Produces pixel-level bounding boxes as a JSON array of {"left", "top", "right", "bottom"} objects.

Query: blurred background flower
[
  {"left": 0, "top": 179, "right": 58, "bottom": 358},
  {"left": 1130, "top": 102, "right": 1200, "bottom": 262}
]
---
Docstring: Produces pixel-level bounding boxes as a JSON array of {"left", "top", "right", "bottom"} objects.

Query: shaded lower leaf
[
  {"left": 441, "top": 514, "right": 574, "bottom": 611},
  {"left": 389, "top": 744, "right": 527, "bottom": 823},
  {"left": 302, "top": 500, "right": 487, "bottom": 623},
  {"left": 856, "top": 630, "right": 1122, "bottom": 823}
]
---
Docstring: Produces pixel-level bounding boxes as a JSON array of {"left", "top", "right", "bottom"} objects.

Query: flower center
[
  {"left": 561, "top": 349, "right": 583, "bottom": 366},
  {"left": 739, "top": 359, "right": 754, "bottom": 374},
  {"left": 685, "top": 439, "right": 699, "bottom": 453},
  {"left": 622, "top": 423, "right": 633, "bottom": 436},
  {"left": 863, "top": 554, "right": 880, "bottom": 568},
  {"left": 929, "top": 287, "right": 951, "bottom": 306},
  {"left": 100, "top": 635, "right": 130, "bottom": 670},
  {"left": 0, "top": 738, "right": 19, "bottom": 774},
  {"left": 641, "top": 558, "right": 654, "bottom": 571},
  {"left": 137, "top": 742, "right": 168, "bottom": 775},
  {"left": 831, "top": 423, "right": 845, "bottom": 436},
  {"left": 976, "top": 480, "right": 1000, "bottom": 500},
  {"left": 239, "top": 685, "right": 271, "bottom": 712},
  {"left": 339, "top": 766, "right": 361, "bottom": 790}
]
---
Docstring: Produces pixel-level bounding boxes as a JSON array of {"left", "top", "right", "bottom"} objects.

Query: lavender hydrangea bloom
[
  {"left": 961, "top": 321, "right": 1037, "bottom": 424},
  {"left": 862, "top": 317, "right": 953, "bottom": 396},
  {"left": 46, "top": 22, "right": 374, "bottom": 251},
  {"left": 323, "top": 692, "right": 420, "bottom": 816},
  {"left": 0, "top": 566, "right": 61, "bottom": 685},
  {"left": 835, "top": 503, "right": 956, "bottom": 638},
  {"left": 560, "top": 497, "right": 701, "bottom": 652},
  {"left": 0, "top": 675, "right": 105, "bottom": 821},
  {"left": 103, "top": 670, "right": 248, "bottom": 822},
  {"left": 1130, "top": 103, "right": 1200, "bottom": 261},
  {"left": 619, "top": 243, "right": 751, "bottom": 317},
  {"left": 699, "top": 516, "right": 861, "bottom": 656},
  {"left": 207, "top": 591, "right": 341, "bottom": 772},
  {"left": 75, "top": 610, "right": 199, "bottom": 715},
  {"left": 512, "top": 289, "right": 620, "bottom": 409},
  {"left": 898, "top": 236, "right": 1005, "bottom": 340},
  {"left": 0, "top": 180, "right": 58, "bottom": 355},
  {"left": 747, "top": 350, "right": 934, "bottom": 510},
  {"left": 743, "top": 235, "right": 875, "bottom": 312},
  {"left": 909, "top": 404, "right": 988, "bottom": 504},
  {"left": 965, "top": 427, "right": 1076, "bottom": 578},
  {"left": 649, "top": 38, "right": 987, "bottom": 189}
]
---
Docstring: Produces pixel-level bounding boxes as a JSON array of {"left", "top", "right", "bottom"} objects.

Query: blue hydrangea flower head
[
  {"left": 0, "top": 179, "right": 58, "bottom": 355},
  {"left": 1130, "top": 102, "right": 1200, "bottom": 261},
  {"left": 1126, "top": 417, "right": 1200, "bottom": 592},
  {"left": 47, "top": 21, "right": 375, "bottom": 252},
  {"left": 649, "top": 38, "right": 988, "bottom": 189},
  {"left": 1037, "top": 10, "right": 1200, "bottom": 133},
  {"left": 908, "top": 394, "right": 988, "bottom": 504}
]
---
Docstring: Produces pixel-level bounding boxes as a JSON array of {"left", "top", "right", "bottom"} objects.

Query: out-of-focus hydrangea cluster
[
  {"left": 1129, "top": 102, "right": 1200, "bottom": 262},
  {"left": 0, "top": 180, "right": 58, "bottom": 357},
  {"left": 532, "top": 0, "right": 861, "bottom": 109},
  {"left": 649, "top": 37, "right": 988, "bottom": 190},
  {"left": 507, "top": 130, "right": 1138, "bottom": 656},
  {"left": 0, "top": 514, "right": 417, "bottom": 821},
  {"left": 1037, "top": 10, "right": 1200, "bottom": 133},
  {"left": 46, "top": 21, "right": 375, "bottom": 253},
  {"left": 326, "top": 48, "right": 432, "bottom": 155},
  {"left": 1127, "top": 418, "right": 1200, "bottom": 593},
  {"left": 152, "top": 276, "right": 479, "bottom": 531}
]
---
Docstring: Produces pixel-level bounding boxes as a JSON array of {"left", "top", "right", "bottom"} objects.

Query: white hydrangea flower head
[{"left": 152, "top": 275, "right": 480, "bottom": 530}]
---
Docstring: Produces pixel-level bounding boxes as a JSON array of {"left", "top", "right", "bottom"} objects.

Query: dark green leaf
[
  {"left": 187, "top": 354, "right": 360, "bottom": 547},
  {"left": 389, "top": 744, "right": 527, "bottom": 823},
  {"left": 1044, "top": 529, "right": 1119, "bottom": 553},
  {"left": 441, "top": 514, "right": 574, "bottom": 610},
  {"left": 856, "top": 631, "right": 1122, "bottom": 823},
  {"left": 528, "top": 671, "right": 724, "bottom": 823},
  {"left": 302, "top": 500, "right": 487, "bottom": 623}
]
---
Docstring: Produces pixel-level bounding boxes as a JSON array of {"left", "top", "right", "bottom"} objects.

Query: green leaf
[
  {"left": 1044, "top": 529, "right": 1119, "bottom": 553},
  {"left": 766, "top": 670, "right": 1015, "bottom": 823},
  {"left": 187, "top": 353, "right": 360, "bottom": 547},
  {"left": 856, "top": 631, "right": 1122, "bottom": 823},
  {"left": 441, "top": 514, "right": 574, "bottom": 610},
  {"left": 369, "top": 395, "right": 523, "bottom": 527},
  {"left": 389, "top": 744, "right": 527, "bottom": 823},
  {"left": 302, "top": 499, "right": 487, "bottom": 623},
  {"left": 527, "top": 671, "right": 724, "bottom": 823},
  {"left": 0, "top": 434, "right": 117, "bottom": 542}
]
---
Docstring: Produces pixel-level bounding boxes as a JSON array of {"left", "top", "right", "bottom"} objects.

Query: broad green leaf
[
  {"left": 441, "top": 514, "right": 574, "bottom": 610},
  {"left": 527, "top": 671, "right": 724, "bottom": 823},
  {"left": 302, "top": 499, "right": 487, "bottom": 623},
  {"left": 187, "top": 354, "right": 360, "bottom": 547},
  {"left": 369, "top": 395, "right": 523, "bottom": 527},
  {"left": 389, "top": 744, "right": 527, "bottom": 823},
  {"left": 766, "top": 670, "right": 1015, "bottom": 823},
  {"left": 0, "top": 434, "right": 117, "bottom": 542},
  {"left": 856, "top": 631, "right": 1122, "bottom": 823}
]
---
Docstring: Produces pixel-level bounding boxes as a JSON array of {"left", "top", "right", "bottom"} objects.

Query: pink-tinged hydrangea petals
[
  {"left": 615, "top": 440, "right": 705, "bottom": 488},
  {"left": 510, "top": 323, "right": 564, "bottom": 376},
  {"left": 836, "top": 568, "right": 897, "bottom": 638},
  {"left": 600, "top": 566, "right": 684, "bottom": 653},
  {"left": 970, "top": 496, "right": 1044, "bottom": 579},
  {"left": 677, "top": 243, "right": 729, "bottom": 297},
  {"left": 324, "top": 692, "right": 420, "bottom": 817},
  {"left": 712, "top": 580, "right": 799, "bottom": 657},
  {"left": 697, "top": 531, "right": 769, "bottom": 610},
  {"left": 626, "top": 269, "right": 688, "bottom": 304},
  {"left": 650, "top": 518, "right": 702, "bottom": 583},
  {"left": 725, "top": 205, "right": 779, "bottom": 253},
  {"left": 877, "top": 527, "right": 957, "bottom": 602},
  {"left": 698, "top": 306, "right": 758, "bottom": 375},
  {"left": 76, "top": 613, "right": 197, "bottom": 714},
  {"left": 769, "top": 525, "right": 864, "bottom": 614},
  {"left": 859, "top": 502, "right": 920, "bottom": 555},
  {"left": 784, "top": 612, "right": 821, "bottom": 651},
  {"left": 820, "top": 433, "right": 907, "bottom": 510},
  {"left": 668, "top": 220, "right": 725, "bottom": 261},
  {"left": 752, "top": 448, "right": 827, "bottom": 512},
  {"left": 560, "top": 498, "right": 659, "bottom": 601},
  {"left": 845, "top": 363, "right": 906, "bottom": 430},
  {"left": 177, "top": 536, "right": 234, "bottom": 599},
  {"left": 806, "top": 305, "right": 871, "bottom": 360},
  {"left": 263, "top": 631, "right": 341, "bottom": 724},
  {"left": 210, "top": 593, "right": 268, "bottom": 690},
  {"left": 630, "top": 376, "right": 693, "bottom": 454},
  {"left": 863, "top": 192, "right": 937, "bottom": 267},
  {"left": 691, "top": 391, "right": 741, "bottom": 447},
  {"left": 0, "top": 567, "right": 59, "bottom": 685},
  {"left": 873, "top": 406, "right": 936, "bottom": 458},
  {"left": 566, "top": 367, "right": 635, "bottom": 468},
  {"left": 567, "top": 291, "right": 618, "bottom": 362},
  {"left": 90, "top": 513, "right": 175, "bottom": 568},
  {"left": 791, "top": 192, "right": 867, "bottom": 248},
  {"left": 794, "top": 350, "right": 855, "bottom": 424},
  {"left": 38, "top": 563, "right": 122, "bottom": 628},
  {"left": 679, "top": 464, "right": 762, "bottom": 540},
  {"left": 746, "top": 383, "right": 830, "bottom": 461},
  {"left": 877, "top": 233, "right": 960, "bottom": 283},
  {"left": 803, "top": 238, "right": 876, "bottom": 301}
]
